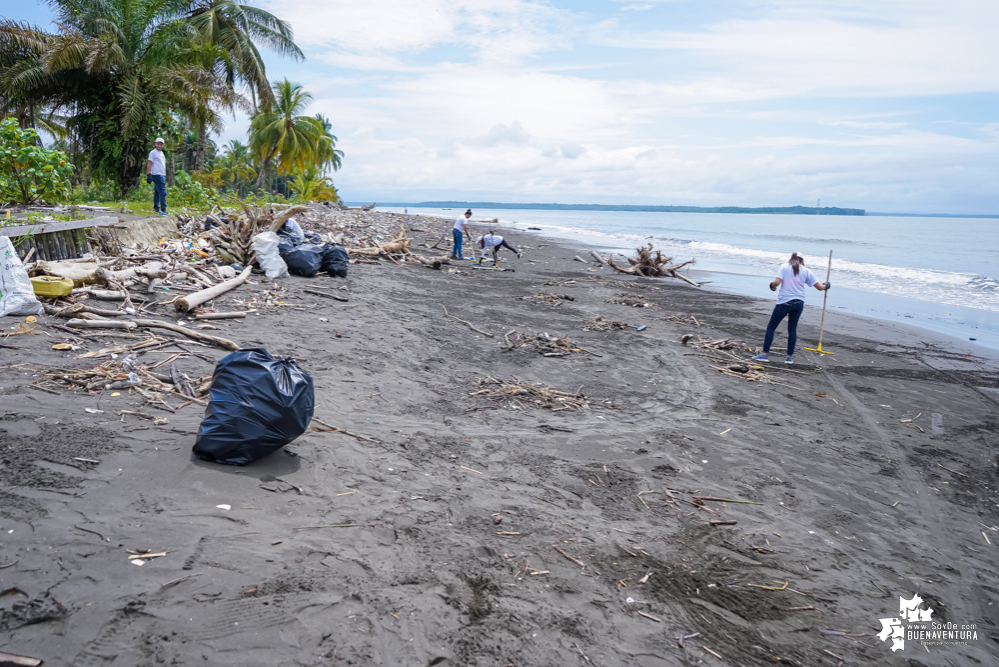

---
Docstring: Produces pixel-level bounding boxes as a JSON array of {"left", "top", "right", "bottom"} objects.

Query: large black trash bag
[
  {"left": 281, "top": 243, "right": 324, "bottom": 277},
  {"left": 192, "top": 348, "right": 315, "bottom": 465},
  {"left": 321, "top": 243, "right": 349, "bottom": 278}
]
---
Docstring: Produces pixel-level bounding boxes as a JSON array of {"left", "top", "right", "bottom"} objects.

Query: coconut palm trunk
[
  {"left": 195, "top": 119, "right": 207, "bottom": 172},
  {"left": 256, "top": 154, "right": 272, "bottom": 189}
]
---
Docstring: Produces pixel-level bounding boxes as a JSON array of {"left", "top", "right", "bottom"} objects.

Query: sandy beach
[{"left": 2, "top": 215, "right": 998, "bottom": 666}]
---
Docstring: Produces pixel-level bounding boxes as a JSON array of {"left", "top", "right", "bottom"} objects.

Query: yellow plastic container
[{"left": 30, "top": 276, "right": 74, "bottom": 298}]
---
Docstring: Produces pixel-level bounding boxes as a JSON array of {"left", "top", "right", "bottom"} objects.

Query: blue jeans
[
  {"left": 151, "top": 174, "right": 167, "bottom": 213},
  {"left": 452, "top": 229, "right": 464, "bottom": 258},
  {"left": 763, "top": 299, "right": 804, "bottom": 355}
]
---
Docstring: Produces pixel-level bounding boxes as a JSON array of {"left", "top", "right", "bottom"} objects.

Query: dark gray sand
[{"left": 2, "top": 220, "right": 998, "bottom": 666}]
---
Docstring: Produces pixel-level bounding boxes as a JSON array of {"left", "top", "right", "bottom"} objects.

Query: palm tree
[
  {"left": 185, "top": 0, "right": 304, "bottom": 171},
  {"left": 288, "top": 164, "right": 340, "bottom": 203},
  {"left": 313, "top": 113, "right": 344, "bottom": 174},
  {"left": 248, "top": 79, "right": 324, "bottom": 189},
  {"left": 0, "top": 21, "right": 75, "bottom": 136},
  {"left": 212, "top": 139, "right": 256, "bottom": 194},
  {"left": 0, "top": 1, "right": 244, "bottom": 190}
]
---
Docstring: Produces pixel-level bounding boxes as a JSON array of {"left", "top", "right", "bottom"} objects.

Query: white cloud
[
  {"left": 591, "top": 1, "right": 999, "bottom": 97},
  {"left": 558, "top": 143, "right": 587, "bottom": 159},
  {"left": 483, "top": 120, "right": 531, "bottom": 146},
  {"left": 234, "top": 0, "right": 999, "bottom": 213},
  {"left": 819, "top": 120, "right": 908, "bottom": 129},
  {"left": 265, "top": 0, "right": 570, "bottom": 67}
]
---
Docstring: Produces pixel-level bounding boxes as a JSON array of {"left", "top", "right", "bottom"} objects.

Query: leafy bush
[
  {"left": 128, "top": 180, "right": 154, "bottom": 202},
  {"left": 191, "top": 171, "right": 222, "bottom": 188},
  {"left": 169, "top": 170, "right": 223, "bottom": 208},
  {"left": 73, "top": 180, "right": 123, "bottom": 204},
  {"left": 0, "top": 118, "right": 75, "bottom": 204}
]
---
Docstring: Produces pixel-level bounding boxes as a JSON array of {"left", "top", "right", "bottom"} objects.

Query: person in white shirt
[
  {"left": 146, "top": 137, "right": 167, "bottom": 216},
  {"left": 752, "top": 252, "right": 830, "bottom": 364},
  {"left": 476, "top": 231, "right": 521, "bottom": 265},
  {"left": 452, "top": 209, "right": 472, "bottom": 259}
]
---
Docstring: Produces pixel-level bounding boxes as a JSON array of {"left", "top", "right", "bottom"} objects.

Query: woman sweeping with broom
[{"left": 753, "top": 252, "right": 830, "bottom": 364}]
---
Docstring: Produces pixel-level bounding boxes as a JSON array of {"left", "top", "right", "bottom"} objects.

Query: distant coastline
[{"left": 359, "top": 201, "right": 866, "bottom": 216}]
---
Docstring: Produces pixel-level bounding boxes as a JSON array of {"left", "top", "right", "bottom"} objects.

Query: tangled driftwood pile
[
  {"left": 469, "top": 377, "right": 613, "bottom": 411},
  {"left": 177, "top": 203, "right": 418, "bottom": 261},
  {"left": 590, "top": 245, "right": 699, "bottom": 287},
  {"left": 24, "top": 202, "right": 419, "bottom": 351},
  {"left": 607, "top": 296, "right": 654, "bottom": 308},
  {"left": 516, "top": 292, "right": 574, "bottom": 306},
  {"left": 30, "top": 337, "right": 219, "bottom": 410},
  {"left": 583, "top": 317, "right": 626, "bottom": 331},
  {"left": 197, "top": 205, "right": 306, "bottom": 265},
  {"left": 501, "top": 331, "right": 600, "bottom": 357},
  {"left": 348, "top": 224, "right": 413, "bottom": 259}
]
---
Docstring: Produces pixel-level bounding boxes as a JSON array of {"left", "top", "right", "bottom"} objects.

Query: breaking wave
[{"left": 510, "top": 223, "right": 999, "bottom": 313}]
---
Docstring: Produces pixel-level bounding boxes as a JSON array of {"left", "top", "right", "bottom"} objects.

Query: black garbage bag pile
[
  {"left": 193, "top": 348, "right": 315, "bottom": 466},
  {"left": 277, "top": 223, "right": 349, "bottom": 278}
]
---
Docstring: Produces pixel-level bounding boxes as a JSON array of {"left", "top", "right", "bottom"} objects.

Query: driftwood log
[
  {"left": 175, "top": 266, "right": 253, "bottom": 312},
  {"left": 65, "top": 318, "right": 137, "bottom": 330},
  {"left": 589, "top": 250, "right": 608, "bottom": 265},
  {"left": 349, "top": 225, "right": 413, "bottom": 256},
  {"left": 88, "top": 289, "right": 128, "bottom": 300},
  {"left": 44, "top": 302, "right": 134, "bottom": 319},
  {"left": 192, "top": 311, "right": 254, "bottom": 320},
  {"left": 132, "top": 319, "right": 238, "bottom": 350}
]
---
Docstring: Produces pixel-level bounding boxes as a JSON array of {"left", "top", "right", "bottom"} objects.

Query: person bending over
[
  {"left": 752, "top": 251, "right": 829, "bottom": 364},
  {"left": 476, "top": 231, "right": 521, "bottom": 265}
]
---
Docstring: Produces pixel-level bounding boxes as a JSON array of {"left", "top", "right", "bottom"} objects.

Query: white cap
[{"left": 155, "top": 137, "right": 165, "bottom": 143}]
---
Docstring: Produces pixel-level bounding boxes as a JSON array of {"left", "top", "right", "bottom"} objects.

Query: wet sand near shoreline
[{"left": 1, "top": 218, "right": 998, "bottom": 666}]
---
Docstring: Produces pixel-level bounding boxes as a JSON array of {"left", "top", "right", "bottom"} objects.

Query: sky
[{"left": 9, "top": 0, "right": 999, "bottom": 213}]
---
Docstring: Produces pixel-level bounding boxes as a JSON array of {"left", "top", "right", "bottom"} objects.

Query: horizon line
[{"left": 343, "top": 201, "right": 999, "bottom": 219}]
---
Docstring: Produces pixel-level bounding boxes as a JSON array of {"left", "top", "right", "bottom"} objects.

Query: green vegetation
[
  {"left": 289, "top": 165, "right": 340, "bottom": 203},
  {"left": 212, "top": 140, "right": 256, "bottom": 196},
  {"left": 0, "top": 118, "right": 74, "bottom": 204},
  {"left": 0, "top": 2, "right": 342, "bottom": 210},
  {"left": 249, "top": 80, "right": 339, "bottom": 191}
]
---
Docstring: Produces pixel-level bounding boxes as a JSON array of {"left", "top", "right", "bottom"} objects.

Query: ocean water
[{"left": 381, "top": 206, "right": 999, "bottom": 351}]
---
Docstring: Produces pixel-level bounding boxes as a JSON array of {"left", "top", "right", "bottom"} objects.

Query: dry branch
[
  {"left": 302, "top": 288, "right": 349, "bottom": 302},
  {"left": 132, "top": 319, "right": 239, "bottom": 350},
  {"left": 443, "top": 306, "right": 494, "bottom": 337}
]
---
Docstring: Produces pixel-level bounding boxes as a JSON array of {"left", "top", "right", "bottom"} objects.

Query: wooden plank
[
  {"left": 0, "top": 215, "right": 118, "bottom": 238},
  {"left": 76, "top": 228, "right": 91, "bottom": 255},
  {"left": 37, "top": 233, "right": 52, "bottom": 260},
  {"left": 55, "top": 230, "right": 68, "bottom": 259}
]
